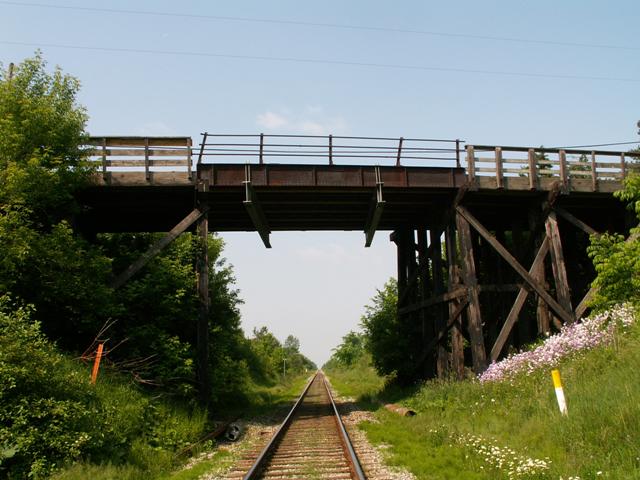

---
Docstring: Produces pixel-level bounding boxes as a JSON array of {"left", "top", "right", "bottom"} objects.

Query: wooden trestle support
[{"left": 392, "top": 185, "right": 617, "bottom": 379}]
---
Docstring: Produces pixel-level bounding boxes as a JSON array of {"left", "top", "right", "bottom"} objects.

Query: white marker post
[{"left": 551, "top": 369, "right": 568, "bottom": 416}]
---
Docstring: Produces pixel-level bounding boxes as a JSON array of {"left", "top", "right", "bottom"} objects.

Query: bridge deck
[{"left": 78, "top": 135, "right": 636, "bottom": 235}]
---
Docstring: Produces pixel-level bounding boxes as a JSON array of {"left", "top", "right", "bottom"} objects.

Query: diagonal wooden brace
[
  {"left": 111, "top": 207, "right": 209, "bottom": 289},
  {"left": 490, "top": 236, "right": 550, "bottom": 361},
  {"left": 456, "top": 205, "right": 574, "bottom": 325}
]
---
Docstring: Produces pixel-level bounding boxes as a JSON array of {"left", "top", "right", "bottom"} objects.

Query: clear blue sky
[{"left": 2, "top": 1, "right": 638, "bottom": 365}]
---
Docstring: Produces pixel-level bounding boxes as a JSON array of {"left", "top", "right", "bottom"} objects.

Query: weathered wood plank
[
  {"left": 88, "top": 148, "right": 190, "bottom": 157},
  {"left": 87, "top": 137, "right": 190, "bottom": 147}
]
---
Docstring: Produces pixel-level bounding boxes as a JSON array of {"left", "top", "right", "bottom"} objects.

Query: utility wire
[
  {"left": 552, "top": 141, "right": 639, "bottom": 149},
  {"left": 0, "top": 0, "right": 637, "bottom": 52},
  {"left": 2, "top": 40, "right": 639, "bottom": 83}
]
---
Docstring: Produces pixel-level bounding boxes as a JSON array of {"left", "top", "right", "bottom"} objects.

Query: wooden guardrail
[
  {"left": 465, "top": 145, "right": 639, "bottom": 192},
  {"left": 86, "top": 136, "right": 193, "bottom": 185}
]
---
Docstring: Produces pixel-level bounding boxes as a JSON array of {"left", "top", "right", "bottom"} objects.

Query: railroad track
[{"left": 228, "top": 371, "right": 366, "bottom": 480}]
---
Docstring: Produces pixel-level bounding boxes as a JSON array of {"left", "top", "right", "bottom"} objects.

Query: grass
[
  {"left": 325, "top": 311, "right": 640, "bottom": 479},
  {"left": 52, "top": 371, "right": 313, "bottom": 480}
]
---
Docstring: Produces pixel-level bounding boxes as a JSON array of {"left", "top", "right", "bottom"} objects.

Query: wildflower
[{"left": 479, "top": 305, "right": 636, "bottom": 383}]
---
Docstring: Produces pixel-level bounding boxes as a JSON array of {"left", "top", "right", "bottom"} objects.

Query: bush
[{"left": 0, "top": 297, "right": 207, "bottom": 478}]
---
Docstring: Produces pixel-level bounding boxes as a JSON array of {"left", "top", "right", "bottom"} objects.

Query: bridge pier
[{"left": 393, "top": 189, "right": 617, "bottom": 380}]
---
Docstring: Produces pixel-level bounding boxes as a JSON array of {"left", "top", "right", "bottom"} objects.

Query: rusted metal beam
[
  {"left": 110, "top": 207, "right": 208, "bottom": 289},
  {"left": 243, "top": 164, "right": 272, "bottom": 248},
  {"left": 364, "top": 166, "right": 385, "bottom": 247},
  {"left": 456, "top": 205, "right": 574, "bottom": 325}
]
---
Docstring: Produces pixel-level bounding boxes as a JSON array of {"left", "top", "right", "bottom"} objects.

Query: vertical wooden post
[
  {"left": 101, "top": 137, "right": 108, "bottom": 182},
  {"left": 455, "top": 211, "right": 487, "bottom": 374},
  {"left": 466, "top": 146, "right": 476, "bottom": 188},
  {"left": 417, "top": 228, "right": 436, "bottom": 378},
  {"left": 529, "top": 208, "right": 551, "bottom": 335},
  {"left": 416, "top": 229, "right": 429, "bottom": 345},
  {"left": 187, "top": 137, "right": 193, "bottom": 181},
  {"left": 445, "top": 221, "right": 464, "bottom": 379},
  {"left": 196, "top": 180, "right": 211, "bottom": 407},
  {"left": 590, "top": 151, "right": 597, "bottom": 192},
  {"left": 144, "top": 137, "right": 151, "bottom": 181},
  {"left": 620, "top": 152, "right": 626, "bottom": 180},
  {"left": 559, "top": 150, "right": 568, "bottom": 192},
  {"left": 528, "top": 148, "right": 537, "bottom": 190},
  {"left": 545, "top": 211, "right": 574, "bottom": 323},
  {"left": 394, "top": 230, "right": 408, "bottom": 309},
  {"left": 430, "top": 228, "right": 447, "bottom": 377},
  {"left": 495, "top": 147, "right": 504, "bottom": 189}
]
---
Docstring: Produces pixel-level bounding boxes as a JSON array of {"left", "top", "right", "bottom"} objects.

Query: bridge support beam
[
  {"left": 364, "top": 167, "right": 385, "bottom": 247},
  {"left": 244, "top": 164, "right": 272, "bottom": 248},
  {"left": 196, "top": 180, "right": 212, "bottom": 407},
  {"left": 445, "top": 220, "right": 465, "bottom": 380},
  {"left": 110, "top": 207, "right": 208, "bottom": 289},
  {"left": 455, "top": 211, "right": 488, "bottom": 374}
]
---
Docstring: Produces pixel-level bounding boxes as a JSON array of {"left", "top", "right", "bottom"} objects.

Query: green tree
[
  {"left": 284, "top": 335, "right": 300, "bottom": 354},
  {"left": 330, "top": 331, "right": 365, "bottom": 366},
  {"left": 360, "top": 278, "right": 416, "bottom": 383},
  {"left": 0, "top": 54, "right": 117, "bottom": 346},
  {"left": 588, "top": 149, "right": 640, "bottom": 309}
]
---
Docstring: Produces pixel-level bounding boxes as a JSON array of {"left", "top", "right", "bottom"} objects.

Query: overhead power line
[
  {"left": 2, "top": 40, "right": 639, "bottom": 83},
  {"left": 0, "top": 0, "right": 637, "bottom": 52},
  {"left": 552, "top": 140, "right": 640, "bottom": 149}
]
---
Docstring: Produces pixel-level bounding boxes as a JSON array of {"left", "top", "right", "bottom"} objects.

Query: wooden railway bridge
[{"left": 77, "top": 134, "right": 638, "bottom": 401}]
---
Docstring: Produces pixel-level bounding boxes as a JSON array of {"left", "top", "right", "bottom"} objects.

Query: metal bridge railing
[{"left": 196, "top": 133, "right": 463, "bottom": 168}]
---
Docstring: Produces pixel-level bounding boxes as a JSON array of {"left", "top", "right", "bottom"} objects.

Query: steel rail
[
  {"left": 322, "top": 375, "right": 367, "bottom": 480},
  {"left": 242, "top": 371, "right": 366, "bottom": 480},
  {"left": 241, "top": 373, "right": 317, "bottom": 480}
]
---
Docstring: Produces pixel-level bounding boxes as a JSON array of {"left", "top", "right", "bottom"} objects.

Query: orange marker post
[{"left": 90, "top": 343, "right": 104, "bottom": 384}]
